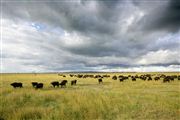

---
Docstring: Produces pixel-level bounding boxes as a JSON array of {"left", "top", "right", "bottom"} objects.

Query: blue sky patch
[{"left": 31, "top": 22, "right": 46, "bottom": 31}]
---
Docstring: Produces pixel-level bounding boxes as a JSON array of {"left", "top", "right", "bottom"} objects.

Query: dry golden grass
[{"left": 0, "top": 72, "right": 179, "bottom": 120}]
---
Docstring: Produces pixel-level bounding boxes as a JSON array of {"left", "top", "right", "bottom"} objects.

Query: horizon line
[{"left": 1, "top": 71, "right": 180, "bottom": 74}]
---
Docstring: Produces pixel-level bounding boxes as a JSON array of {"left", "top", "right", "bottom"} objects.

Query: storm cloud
[{"left": 1, "top": 0, "right": 180, "bottom": 72}]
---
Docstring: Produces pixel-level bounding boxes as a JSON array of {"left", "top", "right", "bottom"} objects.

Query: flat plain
[{"left": 0, "top": 72, "right": 179, "bottom": 120}]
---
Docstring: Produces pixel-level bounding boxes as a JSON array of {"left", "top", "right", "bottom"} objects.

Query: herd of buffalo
[{"left": 10, "top": 73, "right": 180, "bottom": 89}]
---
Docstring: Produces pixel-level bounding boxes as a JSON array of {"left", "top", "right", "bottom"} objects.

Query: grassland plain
[{"left": 0, "top": 72, "right": 179, "bottom": 120}]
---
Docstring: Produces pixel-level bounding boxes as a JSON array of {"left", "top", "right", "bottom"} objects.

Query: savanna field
[{"left": 0, "top": 72, "right": 179, "bottom": 120}]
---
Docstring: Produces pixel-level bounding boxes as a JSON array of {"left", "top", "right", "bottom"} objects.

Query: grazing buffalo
[
  {"left": 70, "top": 74, "right": 74, "bottom": 77},
  {"left": 98, "top": 79, "right": 103, "bottom": 84},
  {"left": 154, "top": 77, "right": 160, "bottom": 81},
  {"left": 112, "top": 75, "right": 117, "bottom": 80},
  {"left": 59, "top": 80, "right": 68, "bottom": 87},
  {"left": 51, "top": 81, "right": 59, "bottom": 87},
  {"left": 163, "top": 76, "right": 171, "bottom": 83},
  {"left": 71, "top": 80, "right": 77, "bottom": 86},
  {"left": 132, "top": 77, "right": 136, "bottom": 81},
  {"left": 139, "top": 75, "right": 146, "bottom": 81},
  {"left": 163, "top": 79, "right": 170, "bottom": 83},
  {"left": 119, "top": 76, "right": 128, "bottom": 82},
  {"left": 147, "top": 76, "right": 152, "bottom": 81},
  {"left": 10, "top": 82, "right": 23, "bottom": 88},
  {"left": 119, "top": 78, "right": 124, "bottom": 82},
  {"left": 95, "top": 75, "right": 102, "bottom": 78},
  {"left": 77, "top": 74, "right": 83, "bottom": 78},
  {"left": 35, "top": 83, "right": 43, "bottom": 89},
  {"left": 32, "top": 82, "right": 38, "bottom": 88},
  {"left": 102, "top": 75, "right": 110, "bottom": 78},
  {"left": 169, "top": 76, "right": 175, "bottom": 81}
]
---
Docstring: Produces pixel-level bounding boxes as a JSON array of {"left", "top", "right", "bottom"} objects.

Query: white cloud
[
  {"left": 98, "top": 65, "right": 180, "bottom": 72},
  {"left": 137, "top": 49, "right": 180, "bottom": 65},
  {"left": 62, "top": 31, "right": 90, "bottom": 47}
]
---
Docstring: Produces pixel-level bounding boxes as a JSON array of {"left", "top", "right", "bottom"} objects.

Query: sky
[{"left": 1, "top": 0, "right": 180, "bottom": 73}]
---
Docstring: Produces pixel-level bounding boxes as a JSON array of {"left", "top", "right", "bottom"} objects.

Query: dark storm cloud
[
  {"left": 2, "top": 0, "right": 180, "bottom": 72},
  {"left": 159, "top": 0, "right": 180, "bottom": 31},
  {"left": 139, "top": 0, "right": 180, "bottom": 32},
  {"left": 3, "top": 0, "right": 180, "bottom": 33},
  {"left": 49, "top": 0, "right": 120, "bottom": 35}
]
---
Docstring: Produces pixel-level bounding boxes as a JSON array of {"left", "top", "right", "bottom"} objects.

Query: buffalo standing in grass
[
  {"left": 154, "top": 77, "right": 160, "bottom": 81},
  {"left": 60, "top": 80, "right": 68, "bottom": 87},
  {"left": 98, "top": 79, "right": 103, "bottom": 84},
  {"left": 147, "top": 76, "right": 152, "bottom": 81},
  {"left": 163, "top": 77, "right": 170, "bottom": 83},
  {"left": 112, "top": 75, "right": 117, "bottom": 80},
  {"left": 32, "top": 82, "right": 38, "bottom": 88},
  {"left": 51, "top": 81, "right": 59, "bottom": 88},
  {"left": 10, "top": 82, "right": 23, "bottom": 88},
  {"left": 35, "top": 83, "right": 43, "bottom": 89},
  {"left": 178, "top": 76, "right": 180, "bottom": 80},
  {"left": 163, "top": 79, "right": 170, "bottom": 83},
  {"left": 119, "top": 78, "right": 124, "bottom": 82},
  {"left": 132, "top": 77, "right": 136, "bottom": 81},
  {"left": 71, "top": 80, "right": 77, "bottom": 86}
]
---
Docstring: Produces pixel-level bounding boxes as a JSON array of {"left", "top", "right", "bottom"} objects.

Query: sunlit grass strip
[{"left": 0, "top": 73, "right": 179, "bottom": 120}]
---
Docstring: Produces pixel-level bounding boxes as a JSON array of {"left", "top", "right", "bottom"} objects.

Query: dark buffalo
[
  {"left": 51, "top": 81, "right": 59, "bottom": 87},
  {"left": 154, "top": 77, "right": 160, "bottom": 81},
  {"left": 32, "top": 82, "right": 38, "bottom": 88},
  {"left": 119, "top": 76, "right": 128, "bottom": 82},
  {"left": 132, "top": 77, "right": 136, "bottom": 81},
  {"left": 60, "top": 80, "right": 68, "bottom": 87},
  {"left": 95, "top": 75, "right": 102, "bottom": 78},
  {"left": 102, "top": 75, "right": 110, "bottom": 78},
  {"left": 139, "top": 75, "right": 146, "bottom": 81},
  {"left": 10, "top": 82, "right": 23, "bottom": 88},
  {"left": 163, "top": 77, "right": 170, "bottom": 83},
  {"left": 98, "top": 79, "right": 103, "bottom": 84},
  {"left": 169, "top": 76, "right": 175, "bottom": 81},
  {"left": 71, "top": 80, "right": 77, "bottom": 86},
  {"left": 112, "top": 75, "right": 117, "bottom": 80},
  {"left": 119, "top": 78, "right": 124, "bottom": 82},
  {"left": 77, "top": 74, "right": 83, "bottom": 78},
  {"left": 35, "top": 83, "right": 43, "bottom": 89},
  {"left": 70, "top": 74, "right": 74, "bottom": 77},
  {"left": 147, "top": 76, "right": 152, "bottom": 81}
]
